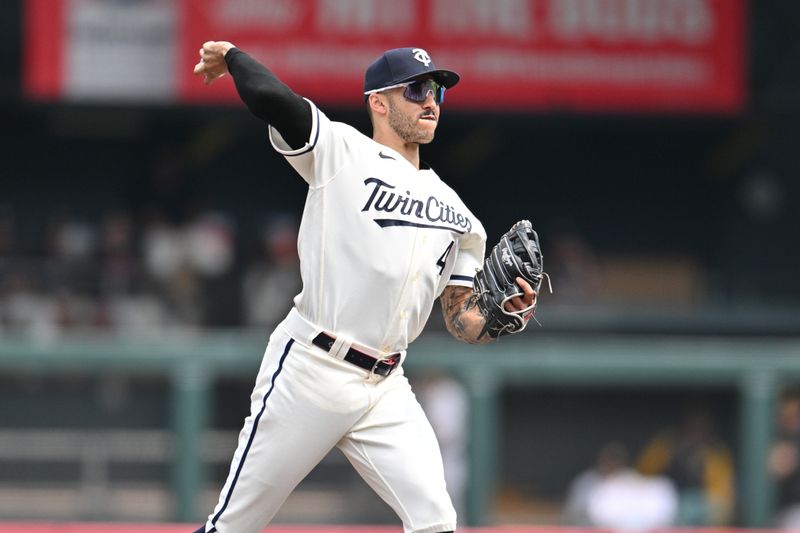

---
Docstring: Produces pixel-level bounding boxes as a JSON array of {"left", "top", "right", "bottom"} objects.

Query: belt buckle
[{"left": 371, "top": 353, "right": 400, "bottom": 377}]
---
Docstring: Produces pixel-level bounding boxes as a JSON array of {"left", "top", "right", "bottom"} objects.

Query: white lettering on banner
[
  {"left": 432, "top": 0, "right": 533, "bottom": 39},
  {"left": 317, "top": 0, "right": 414, "bottom": 33},
  {"left": 549, "top": 0, "right": 713, "bottom": 44},
  {"left": 473, "top": 50, "right": 709, "bottom": 85},
  {"left": 282, "top": 46, "right": 382, "bottom": 74},
  {"left": 216, "top": 0, "right": 303, "bottom": 28}
]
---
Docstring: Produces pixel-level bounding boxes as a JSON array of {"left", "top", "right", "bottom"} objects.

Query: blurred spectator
[
  {"left": 47, "top": 214, "right": 97, "bottom": 264},
  {"left": 94, "top": 209, "right": 163, "bottom": 331},
  {"left": 242, "top": 214, "right": 302, "bottom": 328},
  {"left": 105, "top": 291, "right": 170, "bottom": 335},
  {"left": 43, "top": 212, "right": 99, "bottom": 297},
  {"left": 142, "top": 209, "right": 185, "bottom": 284},
  {"left": 636, "top": 406, "right": 735, "bottom": 525},
  {"left": 415, "top": 373, "right": 469, "bottom": 518},
  {"left": 2, "top": 212, "right": 107, "bottom": 335},
  {"left": 563, "top": 441, "right": 629, "bottom": 525},
  {"left": 141, "top": 208, "right": 237, "bottom": 327},
  {"left": 564, "top": 441, "right": 678, "bottom": 530},
  {"left": 2, "top": 271, "right": 60, "bottom": 339},
  {"left": 186, "top": 211, "right": 238, "bottom": 326},
  {"left": 586, "top": 465, "right": 678, "bottom": 531},
  {"left": 52, "top": 287, "right": 96, "bottom": 330},
  {"left": 1, "top": 204, "right": 243, "bottom": 333},
  {"left": 185, "top": 212, "right": 235, "bottom": 279},
  {"left": 769, "top": 391, "right": 800, "bottom": 528},
  {"left": 98, "top": 210, "right": 136, "bottom": 298},
  {"left": 141, "top": 210, "right": 204, "bottom": 327}
]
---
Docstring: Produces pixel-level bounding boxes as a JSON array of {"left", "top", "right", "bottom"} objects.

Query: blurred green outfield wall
[{"left": 0, "top": 329, "right": 798, "bottom": 526}]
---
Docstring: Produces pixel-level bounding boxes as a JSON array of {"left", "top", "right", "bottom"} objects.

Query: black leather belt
[{"left": 311, "top": 332, "right": 401, "bottom": 377}]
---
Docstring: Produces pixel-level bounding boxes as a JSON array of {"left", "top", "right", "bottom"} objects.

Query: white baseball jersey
[
  {"left": 202, "top": 98, "right": 483, "bottom": 533},
  {"left": 269, "top": 99, "right": 487, "bottom": 354}
]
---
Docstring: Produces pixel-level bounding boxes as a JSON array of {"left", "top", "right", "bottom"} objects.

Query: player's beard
[{"left": 387, "top": 97, "right": 435, "bottom": 144}]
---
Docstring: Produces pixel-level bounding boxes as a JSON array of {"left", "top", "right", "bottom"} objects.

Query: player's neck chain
[{"left": 361, "top": 177, "right": 472, "bottom": 233}]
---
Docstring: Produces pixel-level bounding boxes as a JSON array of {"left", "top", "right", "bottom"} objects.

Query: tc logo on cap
[{"left": 412, "top": 48, "right": 431, "bottom": 67}]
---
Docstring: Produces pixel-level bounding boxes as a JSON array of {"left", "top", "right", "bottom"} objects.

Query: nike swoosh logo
[{"left": 378, "top": 151, "right": 396, "bottom": 160}]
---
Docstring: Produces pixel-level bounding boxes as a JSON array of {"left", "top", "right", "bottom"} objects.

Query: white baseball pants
[{"left": 199, "top": 308, "right": 457, "bottom": 533}]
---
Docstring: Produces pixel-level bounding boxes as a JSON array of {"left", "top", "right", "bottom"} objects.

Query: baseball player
[{"left": 191, "top": 41, "right": 539, "bottom": 533}]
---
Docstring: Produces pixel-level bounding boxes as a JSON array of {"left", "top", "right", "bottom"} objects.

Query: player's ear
[{"left": 368, "top": 93, "right": 388, "bottom": 117}]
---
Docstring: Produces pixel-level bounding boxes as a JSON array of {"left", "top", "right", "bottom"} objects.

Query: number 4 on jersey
[{"left": 436, "top": 240, "right": 455, "bottom": 275}]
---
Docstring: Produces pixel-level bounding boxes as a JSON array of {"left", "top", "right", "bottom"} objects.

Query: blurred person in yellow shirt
[{"left": 636, "top": 407, "right": 735, "bottom": 526}]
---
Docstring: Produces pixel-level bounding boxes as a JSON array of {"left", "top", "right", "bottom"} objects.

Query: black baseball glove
[{"left": 473, "top": 220, "right": 550, "bottom": 339}]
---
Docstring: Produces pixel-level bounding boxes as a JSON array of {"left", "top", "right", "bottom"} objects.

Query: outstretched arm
[
  {"left": 440, "top": 277, "right": 536, "bottom": 344},
  {"left": 193, "top": 41, "right": 312, "bottom": 150}
]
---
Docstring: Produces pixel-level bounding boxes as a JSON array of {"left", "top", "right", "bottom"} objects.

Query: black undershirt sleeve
[{"left": 224, "top": 48, "right": 312, "bottom": 150}]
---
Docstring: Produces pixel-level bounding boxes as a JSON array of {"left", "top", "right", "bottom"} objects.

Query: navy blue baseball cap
[{"left": 364, "top": 47, "right": 460, "bottom": 96}]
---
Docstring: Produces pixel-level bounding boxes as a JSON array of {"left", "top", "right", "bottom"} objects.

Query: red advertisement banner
[
  {"left": 25, "top": 0, "right": 746, "bottom": 113},
  {"left": 23, "top": 0, "right": 64, "bottom": 99},
  {"left": 180, "top": 0, "right": 747, "bottom": 113}
]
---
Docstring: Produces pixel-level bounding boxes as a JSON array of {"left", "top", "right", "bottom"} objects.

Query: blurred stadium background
[{"left": 3, "top": 0, "right": 800, "bottom": 530}]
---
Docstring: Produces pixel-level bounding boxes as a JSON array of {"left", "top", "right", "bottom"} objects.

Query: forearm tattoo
[{"left": 440, "top": 286, "right": 491, "bottom": 345}]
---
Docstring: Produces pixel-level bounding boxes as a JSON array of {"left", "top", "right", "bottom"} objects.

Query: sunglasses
[{"left": 366, "top": 79, "right": 446, "bottom": 105}]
